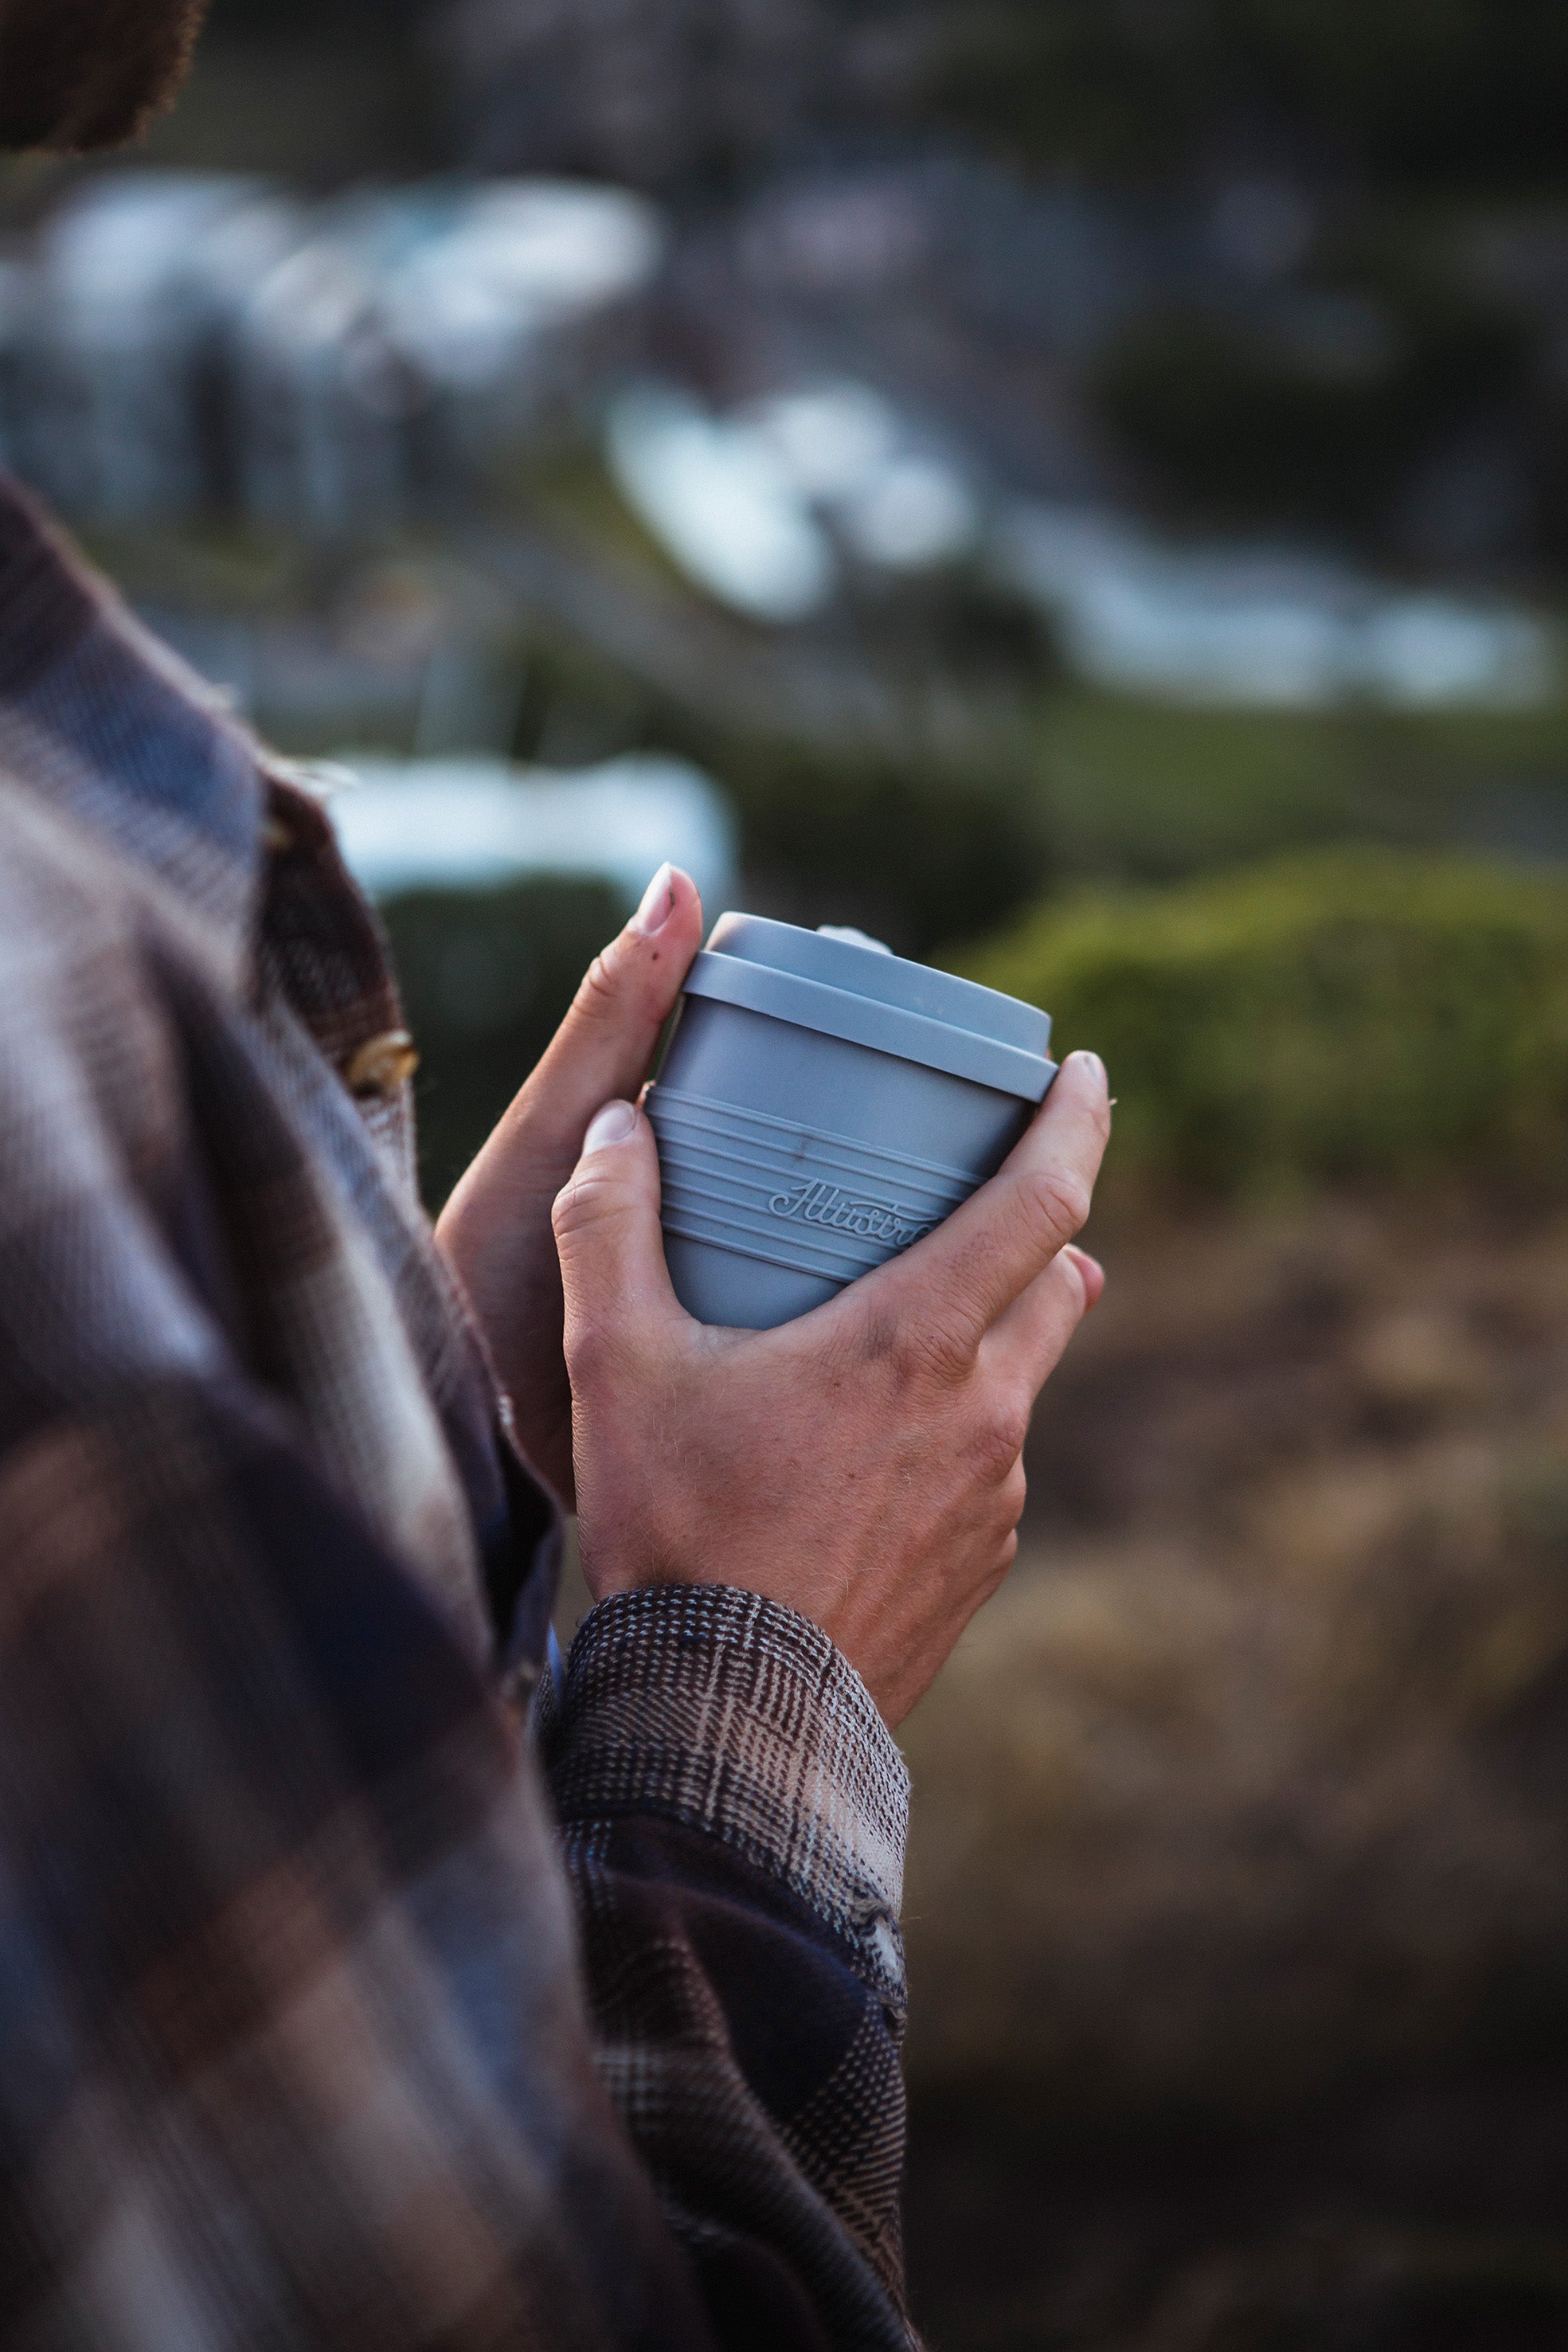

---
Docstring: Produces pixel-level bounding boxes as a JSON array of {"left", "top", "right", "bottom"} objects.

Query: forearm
[{"left": 543, "top": 1587, "right": 916, "bottom": 2350}]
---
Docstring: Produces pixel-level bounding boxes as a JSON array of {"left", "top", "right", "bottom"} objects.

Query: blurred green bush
[
  {"left": 705, "top": 726, "right": 1051, "bottom": 957},
  {"left": 959, "top": 849, "right": 1568, "bottom": 1194},
  {"left": 1090, "top": 268, "right": 1529, "bottom": 541},
  {"left": 381, "top": 875, "right": 624, "bottom": 1207},
  {"left": 506, "top": 605, "right": 1055, "bottom": 960},
  {"left": 925, "top": 0, "right": 1568, "bottom": 191}
]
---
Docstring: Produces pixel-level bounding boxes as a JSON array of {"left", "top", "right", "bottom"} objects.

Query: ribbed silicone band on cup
[
  {"left": 648, "top": 1085, "right": 977, "bottom": 1285},
  {"left": 682, "top": 952, "right": 1057, "bottom": 1101}
]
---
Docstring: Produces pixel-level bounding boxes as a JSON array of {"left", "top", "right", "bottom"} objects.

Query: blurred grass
[{"left": 1033, "top": 688, "right": 1568, "bottom": 880}]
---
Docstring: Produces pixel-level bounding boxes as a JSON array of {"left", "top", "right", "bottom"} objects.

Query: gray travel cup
[{"left": 646, "top": 914, "right": 1058, "bottom": 1329}]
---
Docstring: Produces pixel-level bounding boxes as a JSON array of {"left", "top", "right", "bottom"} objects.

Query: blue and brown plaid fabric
[{"left": 0, "top": 474, "right": 914, "bottom": 2350}]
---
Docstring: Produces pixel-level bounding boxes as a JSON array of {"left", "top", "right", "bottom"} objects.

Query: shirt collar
[{"left": 0, "top": 471, "right": 264, "bottom": 989}]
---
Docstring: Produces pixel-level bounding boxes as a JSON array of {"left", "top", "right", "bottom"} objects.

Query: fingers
[
  {"left": 877, "top": 1051, "right": 1112, "bottom": 1360},
  {"left": 1064, "top": 1244, "right": 1106, "bottom": 1317},
  {"left": 985, "top": 1243, "right": 1105, "bottom": 1395},
  {"left": 509, "top": 863, "right": 704, "bottom": 1166},
  {"left": 553, "top": 1099, "right": 687, "bottom": 1365}
]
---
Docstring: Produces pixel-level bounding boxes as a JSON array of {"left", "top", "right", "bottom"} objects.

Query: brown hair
[{"left": 0, "top": 0, "right": 210, "bottom": 151}]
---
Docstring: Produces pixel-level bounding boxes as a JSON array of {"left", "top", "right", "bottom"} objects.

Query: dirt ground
[
  {"left": 899, "top": 1191, "right": 1568, "bottom": 2347},
  {"left": 903, "top": 2057, "right": 1568, "bottom": 2350}
]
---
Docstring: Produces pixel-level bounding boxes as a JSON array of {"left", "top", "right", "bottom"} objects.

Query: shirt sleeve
[
  {"left": 0, "top": 794, "right": 916, "bottom": 2350},
  {"left": 542, "top": 1588, "right": 917, "bottom": 2350},
  {"left": 0, "top": 1366, "right": 730, "bottom": 2350}
]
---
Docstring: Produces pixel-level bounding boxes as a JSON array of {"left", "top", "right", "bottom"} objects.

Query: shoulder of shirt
[{"left": 0, "top": 765, "right": 238, "bottom": 1001}]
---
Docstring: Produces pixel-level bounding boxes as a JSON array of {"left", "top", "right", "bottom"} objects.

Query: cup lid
[{"left": 682, "top": 913, "right": 1056, "bottom": 1101}]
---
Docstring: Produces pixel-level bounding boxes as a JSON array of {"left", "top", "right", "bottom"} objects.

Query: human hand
[
  {"left": 552, "top": 1050, "right": 1112, "bottom": 1726},
  {"left": 435, "top": 863, "right": 705, "bottom": 1506}
]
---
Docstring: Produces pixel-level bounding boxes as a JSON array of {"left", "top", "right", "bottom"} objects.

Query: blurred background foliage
[
  {"left": 960, "top": 851, "right": 1568, "bottom": 1196},
  {"left": 926, "top": 0, "right": 1568, "bottom": 191},
  {"left": 11, "top": 0, "right": 1568, "bottom": 2340},
  {"left": 380, "top": 876, "right": 625, "bottom": 1199}
]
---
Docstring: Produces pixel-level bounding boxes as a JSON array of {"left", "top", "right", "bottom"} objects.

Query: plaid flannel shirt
[{"left": 0, "top": 474, "right": 915, "bottom": 2350}]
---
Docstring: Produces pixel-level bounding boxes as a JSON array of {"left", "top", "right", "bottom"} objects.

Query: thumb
[
  {"left": 553, "top": 1099, "right": 684, "bottom": 1355},
  {"left": 514, "top": 863, "right": 704, "bottom": 1166}
]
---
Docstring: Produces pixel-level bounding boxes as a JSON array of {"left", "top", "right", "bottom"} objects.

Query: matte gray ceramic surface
[{"left": 647, "top": 913, "right": 1058, "bottom": 1329}]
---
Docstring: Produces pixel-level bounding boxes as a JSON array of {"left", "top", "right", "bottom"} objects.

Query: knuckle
[
  {"left": 565, "top": 1309, "right": 644, "bottom": 1400},
  {"left": 550, "top": 1176, "right": 587, "bottom": 1242},
  {"left": 1019, "top": 1161, "right": 1093, "bottom": 1247},
  {"left": 572, "top": 949, "right": 623, "bottom": 1023},
  {"left": 563, "top": 1310, "right": 613, "bottom": 1387},
  {"left": 551, "top": 1166, "right": 623, "bottom": 1243},
  {"left": 973, "top": 1529, "right": 1018, "bottom": 1613},
  {"left": 895, "top": 1317, "right": 971, "bottom": 1391},
  {"left": 852, "top": 1299, "right": 901, "bottom": 1368},
  {"left": 972, "top": 1391, "right": 1030, "bottom": 1482},
  {"left": 563, "top": 1293, "right": 648, "bottom": 1388}
]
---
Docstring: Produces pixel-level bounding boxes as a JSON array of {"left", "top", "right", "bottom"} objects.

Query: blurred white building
[
  {"left": 0, "top": 174, "right": 306, "bottom": 522},
  {"left": 0, "top": 170, "right": 665, "bottom": 537},
  {"left": 327, "top": 749, "right": 737, "bottom": 913},
  {"left": 604, "top": 377, "right": 980, "bottom": 620},
  {"left": 995, "top": 505, "right": 1560, "bottom": 712},
  {"left": 238, "top": 179, "right": 665, "bottom": 535}
]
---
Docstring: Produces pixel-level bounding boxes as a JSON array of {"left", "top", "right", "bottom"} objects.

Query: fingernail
[
  {"left": 1073, "top": 1051, "right": 1106, "bottom": 1086},
  {"left": 630, "top": 862, "right": 675, "bottom": 937},
  {"left": 1063, "top": 1244, "right": 1105, "bottom": 1310},
  {"left": 582, "top": 1100, "right": 638, "bottom": 1154}
]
